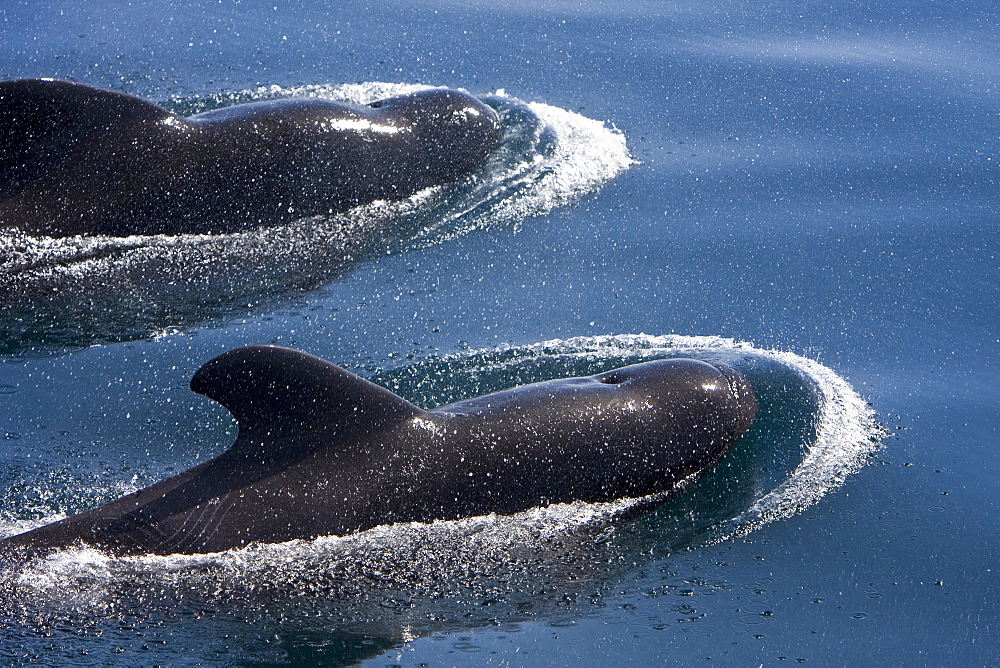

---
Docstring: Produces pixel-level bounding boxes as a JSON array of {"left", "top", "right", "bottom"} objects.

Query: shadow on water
[
  {"left": 0, "top": 87, "right": 629, "bottom": 356},
  {"left": 0, "top": 336, "right": 879, "bottom": 666}
]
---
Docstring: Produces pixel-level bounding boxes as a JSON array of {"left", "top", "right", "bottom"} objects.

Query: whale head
[
  {"left": 439, "top": 357, "right": 758, "bottom": 501},
  {"left": 365, "top": 89, "right": 501, "bottom": 189},
  {"left": 592, "top": 359, "right": 758, "bottom": 444},
  {"left": 576, "top": 358, "right": 758, "bottom": 493}
]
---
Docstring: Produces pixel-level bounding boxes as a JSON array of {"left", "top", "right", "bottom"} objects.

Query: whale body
[
  {"left": 0, "top": 79, "right": 500, "bottom": 237},
  {"left": 0, "top": 346, "right": 757, "bottom": 557}
]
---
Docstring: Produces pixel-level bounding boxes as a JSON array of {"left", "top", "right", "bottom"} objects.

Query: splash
[
  {"left": 1, "top": 83, "right": 632, "bottom": 272},
  {"left": 0, "top": 83, "right": 633, "bottom": 352},
  {"left": 441, "top": 334, "right": 884, "bottom": 543},
  {"left": 0, "top": 334, "right": 883, "bottom": 609}
]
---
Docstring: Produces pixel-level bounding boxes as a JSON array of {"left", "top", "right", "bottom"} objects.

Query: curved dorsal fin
[
  {"left": 0, "top": 79, "right": 173, "bottom": 175},
  {"left": 190, "top": 346, "right": 422, "bottom": 445}
]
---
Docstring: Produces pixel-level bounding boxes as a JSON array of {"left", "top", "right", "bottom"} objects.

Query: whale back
[
  {"left": 0, "top": 79, "right": 500, "bottom": 236},
  {"left": 190, "top": 346, "right": 423, "bottom": 451},
  {"left": 0, "top": 79, "right": 171, "bottom": 179},
  {"left": 0, "top": 349, "right": 758, "bottom": 558}
]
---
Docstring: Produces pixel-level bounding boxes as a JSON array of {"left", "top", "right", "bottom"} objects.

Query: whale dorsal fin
[
  {"left": 0, "top": 79, "right": 173, "bottom": 175},
  {"left": 190, "top": 346, "right": 423, "bottom": 447}
]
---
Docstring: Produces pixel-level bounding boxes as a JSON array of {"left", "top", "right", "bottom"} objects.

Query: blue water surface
[{"left": 0, "top": 0, "right": 997, "bottom": 665}]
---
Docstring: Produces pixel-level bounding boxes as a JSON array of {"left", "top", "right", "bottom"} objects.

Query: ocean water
[{"left": 0, "top": 0, "right": 996, "bottom": 665}]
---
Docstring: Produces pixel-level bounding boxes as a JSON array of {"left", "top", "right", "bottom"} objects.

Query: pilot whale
[
  {"left": 0, "top": 79, "right": 500, "bottom": 237},
  {"left": 0, "top": 346, "right": 757, "bottom": 558}
]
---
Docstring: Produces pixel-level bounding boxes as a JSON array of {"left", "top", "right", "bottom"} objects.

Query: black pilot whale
[
  {"left": 0, "top": 346, "right": 757, "bottom": 558},
  {"left": 0, "top": 79, "right": 500, "bottom": 237}
]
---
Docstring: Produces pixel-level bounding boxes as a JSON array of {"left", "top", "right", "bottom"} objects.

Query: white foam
[
  {"left": 508, "top": 100, "right": 633, "bottom": 218},
  {"left": 1, "top": 334, "right": 882, "bottom": 594},
  {"left": 1, "top": 83, "right": 633, "bottom": 306},
  {"left": 465, "top": 334, "right": 884, "bottom": 542},
  {"left": 270, "top": 82, "right": 635, "bottom": 237}
]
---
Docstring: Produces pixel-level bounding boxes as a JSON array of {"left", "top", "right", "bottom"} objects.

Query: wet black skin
[
  {"left": 0, "top": 346, "right": 757, "bottom": 557},
  {"left": 0, "top": 79, "right": 500, "bottom": 237}
]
